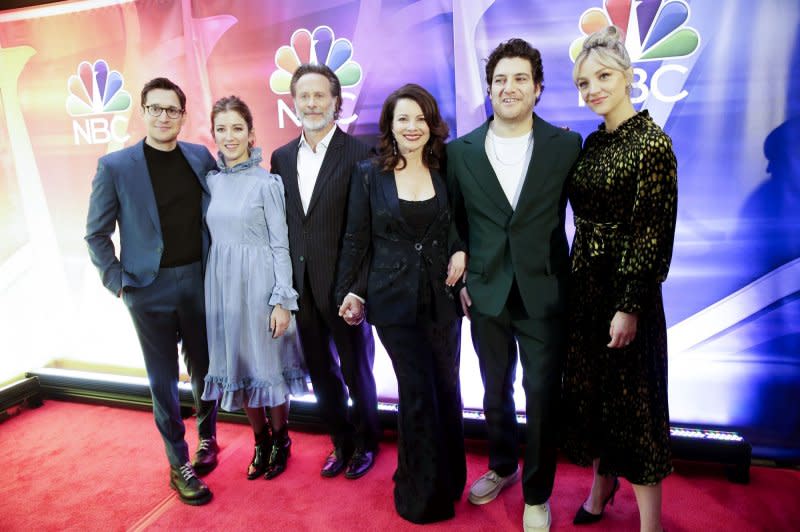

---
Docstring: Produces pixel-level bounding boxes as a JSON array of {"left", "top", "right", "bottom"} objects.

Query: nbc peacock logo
[
  {"left": 569, "top": 0, "right": 701, "bottom": 105},
  {"left": 269, "top": 25, "right": 362, "bottom": 94},
  {"left": 66, "top": 59, "right": 131, "bottom": 145},
  {"left": 570, "top": 0, "right": 700, "bottom": 62},
  {"left": 66, "top": 59, "right": 131, "bottom": 116},
  {"left": 269, "top": 25, "right": 362, "bottom": 128}
]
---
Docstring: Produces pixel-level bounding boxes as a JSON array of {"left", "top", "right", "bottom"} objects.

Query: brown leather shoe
[
  {"left": 169, "top": 462, "right": 212, "bottom": 506},
  {"left": 344, "top": 448, "right": 376, "bottom": 479},
  {"left": 192, "top": 437, "right": 219, "bottom": 476},
  {"left": 320, "top": 447, "right": 348, "bottom": 478}
]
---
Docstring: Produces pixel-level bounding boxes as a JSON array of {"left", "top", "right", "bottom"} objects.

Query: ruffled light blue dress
[{"left": 202, "top": 148, "right": 306, "bottom": 411}]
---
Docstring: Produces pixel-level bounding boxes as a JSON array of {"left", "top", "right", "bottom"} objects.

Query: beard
[{"left": 296, "top": 105, "right": 336, "bottom": 132}]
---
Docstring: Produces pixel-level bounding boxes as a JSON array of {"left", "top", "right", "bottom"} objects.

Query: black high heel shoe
[
  {"left": 246, "top": 429, "right": 272, "bottom": 480},
  {"left": 573, "top": 477, "right": 620, "bottom": 525},
  {"left": 264, "top": 428, "right": 291, "bottom": 480}
]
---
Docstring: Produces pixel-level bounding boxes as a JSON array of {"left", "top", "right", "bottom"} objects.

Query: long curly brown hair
[{"left": 377, "top": 84, "right": 449, "bottom": 172}]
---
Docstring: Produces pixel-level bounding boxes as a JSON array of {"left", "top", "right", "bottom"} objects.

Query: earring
[{"left": 392, "top": 137, "right": 397, "bottom": 156}]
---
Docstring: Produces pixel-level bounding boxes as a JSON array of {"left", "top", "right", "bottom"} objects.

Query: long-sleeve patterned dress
[{"left": 562, "top": 111, "right": 678, "bottom": 485}]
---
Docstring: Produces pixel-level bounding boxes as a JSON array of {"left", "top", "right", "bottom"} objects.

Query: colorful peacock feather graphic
[
  {"left": 66, "top": 59, "right": 131, "bottom": 116},
  {"left": 269, "top": 25, "right": 362, "bottom": 94},
  {"left": 570, "top": 0, "right": 700, "bottom": 63}
]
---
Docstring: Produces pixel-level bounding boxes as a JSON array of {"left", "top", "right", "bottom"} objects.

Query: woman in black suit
[{"left": 335, "top": 83, "right": 466, "bottom": 523}]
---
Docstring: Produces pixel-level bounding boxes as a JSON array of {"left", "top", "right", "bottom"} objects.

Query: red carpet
[{"left": 1, "top": 400, "right": 798, "bottom": 531}]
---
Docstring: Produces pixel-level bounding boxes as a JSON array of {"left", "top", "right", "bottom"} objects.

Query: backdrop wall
[{"left": 1, "top": 0, "right": 798, "bottom": 458}]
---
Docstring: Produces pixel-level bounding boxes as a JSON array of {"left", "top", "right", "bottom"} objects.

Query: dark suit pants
[
  {"left": 124, "top": 261, "right": 217, "bottom": 467},
  {"left": 470, "top": 303, "right": 565, "bottom": 506},
  {"left": 296, "top": 275, "right": 379, "bottom": 452},
  {"left": 377, "top": 317, "right": 466, "bottom": 523}
]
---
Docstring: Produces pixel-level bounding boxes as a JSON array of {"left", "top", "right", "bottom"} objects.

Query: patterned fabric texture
[{"left": 561, "top": 111, "right": 677, "bottom": 485}]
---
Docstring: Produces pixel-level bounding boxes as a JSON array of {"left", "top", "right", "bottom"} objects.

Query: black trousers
[
  {"left": 295, "top": 272, "right": 379, "bottom": 451},
  {"left": 377, "top": 317, "right": 466, "bottom": 524},
  {"left": 124, "top": 261, "right": 217, "bottom": 467},
  {"left": 470, "top": 281, "right": 565, "bottom": 505}
]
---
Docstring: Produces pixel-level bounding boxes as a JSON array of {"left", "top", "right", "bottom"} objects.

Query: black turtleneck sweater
[{"left": 143, "top": 141, "right": 202, "bottom": 267}]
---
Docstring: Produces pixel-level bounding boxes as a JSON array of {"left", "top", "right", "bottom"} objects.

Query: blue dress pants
[{"left": 123, "top": 261, "right": 217, "bottom": 467}]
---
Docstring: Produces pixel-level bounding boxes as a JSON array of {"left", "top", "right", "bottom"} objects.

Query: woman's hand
[
  {"left": 338, "top": 294, "right": 365, "bottom": 326},
  {"left": 446, "top": 251, "right": 466, "bottom": 287},
  {"left": 270, "top": 304, "right": 291, "bottom": 338},
  {"left": 608, "top": 311, "right": 637, "bottom": 348}
]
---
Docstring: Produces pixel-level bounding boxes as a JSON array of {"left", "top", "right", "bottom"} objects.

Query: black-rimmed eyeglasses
[{"left": 144, "top": 105, "right": 184, "bottom": 119}]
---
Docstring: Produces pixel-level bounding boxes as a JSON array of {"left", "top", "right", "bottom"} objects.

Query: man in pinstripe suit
[{"left": 270, "top": 64, "right": 380, "bottom": 480}]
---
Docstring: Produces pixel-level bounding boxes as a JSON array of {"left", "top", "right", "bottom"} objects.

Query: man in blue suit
[{"left": 85, "top": 77, "right": 218, "bottom": 505}]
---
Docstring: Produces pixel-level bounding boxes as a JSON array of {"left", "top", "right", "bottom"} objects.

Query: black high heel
[
  {"left": 573, "top": 477, "right": 620, "bottom": 525},
  {"left": 264, "top": 427, "right": 291, "bottom": 480},
  {"left": 246, "top": 428, "right": 272, "bottom": 480}
]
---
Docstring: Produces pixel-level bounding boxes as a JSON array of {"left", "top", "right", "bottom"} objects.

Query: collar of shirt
[
  {"left": 296, "top": 125, "right": 338, "bottom": 214},
  {"left": 298, "top": 124, "right": 337, "bottom": 153}
]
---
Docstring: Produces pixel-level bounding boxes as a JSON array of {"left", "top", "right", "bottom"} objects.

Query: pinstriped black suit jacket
[{"left": 270, "top": 127, "right": 372, "bottom": 315}]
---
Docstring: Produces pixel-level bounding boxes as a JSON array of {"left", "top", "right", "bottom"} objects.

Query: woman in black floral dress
[{"left": 562, "top": 26, "right": 677, "bottom": 532}]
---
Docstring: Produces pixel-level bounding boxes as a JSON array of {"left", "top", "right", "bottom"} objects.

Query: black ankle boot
[
  {"left": 264, "top": 427, "right": 291, "bottom": 480},
  {"left": 247, "top": 428, "right": 272, "bottom": 480}
]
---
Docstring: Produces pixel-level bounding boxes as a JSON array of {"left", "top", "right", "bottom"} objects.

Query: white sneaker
[
  {"left": 523, "top": 501, "right": 551, "bottom": 532},
  {"left": 467, "top": 467, "right": 520, "bottom": 505}
]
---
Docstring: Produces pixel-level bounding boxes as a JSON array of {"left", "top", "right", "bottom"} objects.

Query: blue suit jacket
[{"left": 85, "top": 139, "right": 216, "bottom": 295}]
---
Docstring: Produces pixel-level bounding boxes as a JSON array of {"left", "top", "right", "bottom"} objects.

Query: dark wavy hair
[
  {"left": 377, "top": 84, "right": 449, "bottom": 172},
  {"left": 289, "top": 63, "right": 343, "bottom": 120},
  {"left": 485, "top": 38, "right": 545, "bottom": 103},
  {"left": 141, "top": 77, "right": 187, "bottom": 110},
  {"left": 210, "top": 95, "right": 255, "bottom": 148}
]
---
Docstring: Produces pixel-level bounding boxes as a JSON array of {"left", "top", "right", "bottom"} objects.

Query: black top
[
  {"left": 143, "top": 142, "right": 203, "bottom": 267},
  {"left": 399, "top": 195, "right": 439, "bottom": 311},
  {"left": 399, "top": 196, "right": 438, "bottom": 237}
]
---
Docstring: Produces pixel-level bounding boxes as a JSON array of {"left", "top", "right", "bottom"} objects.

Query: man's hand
[
  {"left": 459, "top": 285, "right": 472, "bottom": 320},
  {"left": 338, "top": 294, "right": 365, "bottom": 326}
]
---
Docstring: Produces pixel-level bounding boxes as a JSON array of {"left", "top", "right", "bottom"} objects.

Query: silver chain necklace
[{"left": 489, "top": 127, "right": 533, "bottom": 166}]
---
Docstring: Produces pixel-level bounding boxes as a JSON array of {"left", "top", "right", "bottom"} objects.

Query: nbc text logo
[
  {"left": 66, "top": 60, "right": 132, "bottom": 145},
  {"left": 269, "top": 25, "right": 362, "bottom": 128},
  {"left": 570, "top": 0, "right": 701, "bottom": 105}
]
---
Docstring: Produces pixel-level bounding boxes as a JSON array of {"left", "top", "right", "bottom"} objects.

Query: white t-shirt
[{"left": 485, "top": 127, "right": 534, "bottom": 209}]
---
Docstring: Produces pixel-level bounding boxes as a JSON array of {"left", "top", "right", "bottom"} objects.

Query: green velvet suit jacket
[{"left": 446, "top": 114, "right": 582, "bottom": 319}]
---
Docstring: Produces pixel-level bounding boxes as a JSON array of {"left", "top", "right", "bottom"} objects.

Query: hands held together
[{"left": 338, "top": 294, "right": 365, "bottom": 326}]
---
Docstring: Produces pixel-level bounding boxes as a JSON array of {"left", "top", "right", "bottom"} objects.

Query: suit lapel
[
  {"left": 305, "top": 126, "right": 343, "bottom": 217},
  {"left": 177, "top": 141, "right": 211, "bottom": 196},
  {"left": 282, "top": 139, "right": 305, "bottom": 216},
  {"left": 129, "top": 140, "right": 160, "bottom": 233},
  {"left": 378, "top": 167, "right": 416, "bottom": 239},
  {"left": 460, "top": 122, "right": 514, "bottom": 217},
  {"left": 514, "top": 114, "right": 558, "bottom": 216}
]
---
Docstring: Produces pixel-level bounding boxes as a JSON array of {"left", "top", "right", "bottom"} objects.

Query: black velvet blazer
[{"left": 335, "top": 158, "right": 464, "bottom": 326}]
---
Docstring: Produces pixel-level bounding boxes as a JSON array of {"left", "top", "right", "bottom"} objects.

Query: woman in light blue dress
[{"left": 202, "top": 96, "right": 306, "bottom": 480}]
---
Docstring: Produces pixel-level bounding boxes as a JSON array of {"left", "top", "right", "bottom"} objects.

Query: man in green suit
[{"left": 447, "top": 39, "right": 581, "bottom": 532}]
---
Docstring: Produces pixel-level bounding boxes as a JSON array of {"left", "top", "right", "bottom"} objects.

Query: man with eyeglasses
[{"left": 86, "top": 77, "right": 219, "bottom": 505}]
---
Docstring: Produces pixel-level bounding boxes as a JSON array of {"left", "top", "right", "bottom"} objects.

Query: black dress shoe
[
  {"left": 573, "top": 477, "right": 620, "bottom": 525},
  {"left": 265, "top": 431, "right": 291, "bottom": 480},
  {"left": 192, "top": 437, "right": 219, "bottom": 476},
  {"left": 247, "top": 430, "right": 272, "bottom": 480},
  {"left": 344, "top": 448, "right": 376, "bottom": 479},
  {"left": 170, "top": 462, "right": 213, "bottom": 506},
  {"left": 321, "top": 447, "right": 348, "bottom": 478}
]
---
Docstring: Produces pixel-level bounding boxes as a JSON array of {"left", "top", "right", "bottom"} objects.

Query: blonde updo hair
[{"left": 573, "top": 26, "right": 633, "bottom": 91}]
